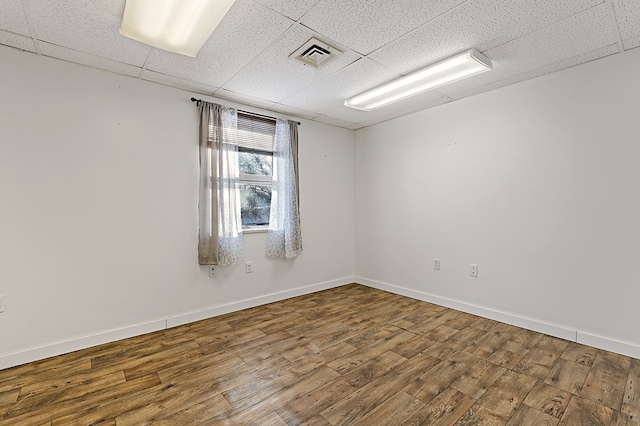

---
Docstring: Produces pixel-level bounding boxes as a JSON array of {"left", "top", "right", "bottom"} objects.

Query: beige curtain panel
[{"left": 198, "top": 101, "right": 243, "bottom": 266}]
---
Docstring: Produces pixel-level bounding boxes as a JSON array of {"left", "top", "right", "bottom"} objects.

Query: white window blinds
[{"left": 230, "top": 113, "right": 276, "bottom": 152}]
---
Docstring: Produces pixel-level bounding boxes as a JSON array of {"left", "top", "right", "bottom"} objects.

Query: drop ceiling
[{"left": 1, "top": 0, "right": 638, "bottom": 129}]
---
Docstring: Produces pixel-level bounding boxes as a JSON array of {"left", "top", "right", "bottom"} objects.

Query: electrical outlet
[
  {"left": 209, "top": 266, "right": 216, "bottom": 278},
  {"left": 0, "top": 295, "right": 5, "bottom": 313},
  {"left": 245, "top": 261, "right": 253, "bottom": 274},
  {"left": 470, "top": 264, "right": 478, "bottom": 277},
  {"left": 434, "top": 258, "right": 441, "bottom": 270}
]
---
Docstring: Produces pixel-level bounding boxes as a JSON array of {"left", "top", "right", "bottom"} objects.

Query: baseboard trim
[
  {"left": 356, "top": 276, "right": 640, "bottom": 359},
  {"left": 165, "top": 276, "right": 354, "bottom": 328},
  {"left": 0, "top": 276, "right": 355, "bottom": 370},
  {"left": 577, "top": 331, "right": 640, "bottom": 360},
  {"left": 5, "top": 276, "right": 636, "bottom": 369},
  {"left": 0, "top": 319, "right": 167, "bottom": 371}
]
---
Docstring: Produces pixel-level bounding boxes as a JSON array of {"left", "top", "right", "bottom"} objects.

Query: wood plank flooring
[{"left": 1, "top": 284, "right": 638, "bottom": 425}]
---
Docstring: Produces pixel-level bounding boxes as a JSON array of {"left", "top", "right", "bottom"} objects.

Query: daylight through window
[{"left": 234, "top": 113, "right": 276, "bottom": 229}]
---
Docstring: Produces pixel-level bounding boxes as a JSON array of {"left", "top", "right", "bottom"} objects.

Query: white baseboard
[
  {"left": 5, "top": 276, "right": 636, "bottom": 370},
  {"left": 165, "top": 276, "right": 354, "bottom": 328},
  {"left": 577, "top": 331, "right": 640, "bottom": 360},
  {"left": 356, "top": 276, "right": 640, "bottom": 360},
  {"left": 0, "top": 319, "right": 166, "bottom": 371},
  {"left": 0, "top": 276, "right": 355, "bottom": 370}
]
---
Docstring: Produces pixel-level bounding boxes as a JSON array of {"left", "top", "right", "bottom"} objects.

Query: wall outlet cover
[{"left": 470, "top": 264, "right": 478, "bottom": 277}]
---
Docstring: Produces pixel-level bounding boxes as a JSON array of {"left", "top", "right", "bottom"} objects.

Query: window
[
  {"left": 234, "top": 113, "right": 276, "bottom": 230},
  {"left": 239, "top": 149, "right": 272, "bottom": 228},
  {"left": 197, "top": 100, "right": 302, "bottom": 264}
]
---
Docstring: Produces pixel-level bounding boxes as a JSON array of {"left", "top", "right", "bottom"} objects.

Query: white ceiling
[{"left": 1, "top": 0, "right": 638, "bottom": 129}]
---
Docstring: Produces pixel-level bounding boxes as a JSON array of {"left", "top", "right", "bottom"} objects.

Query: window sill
[{"left": 243, "top": 227, "right": 268, "bottom": 234}]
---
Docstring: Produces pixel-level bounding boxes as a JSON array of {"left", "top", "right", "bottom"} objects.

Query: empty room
[{"left": 1, "top": 0, "right": 639, "bottom": 424}]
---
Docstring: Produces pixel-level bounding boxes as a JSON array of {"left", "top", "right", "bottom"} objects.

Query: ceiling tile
[
  {"left": 300, "top": 0, "right": 466, "bottom": 55},
  {"left": 0, "top": 30, "right": 35, "bottom": 52},
  {"left": 313, "top": 115, "right": 357, "bottom": 129},
  {"left": 3, "top": 0, "right": 636, "bottom": 128},
  {"left": 611, "top": 0, "right": 640, "bottom": 50},
  {"left": 370, "top": 0, "right": 601, "bottom": 75},
  {"left": 280, "top": 58, "right": 400, "bottom": 114},
  {"left": 141, "top": 71, "right": 218, "bottom": 95},
  {"left": 27, "top": 0, "right": 150, "bottom": 66},
  {"left": 270, "top": 103, "right": 321, "bottom": 120},
  {"left": 40, "top": 42, "right": 141, "bottom": 77},
  {"left": 0, "top": 0, "right": 30, "bottom": 36},
  {"left": 437, "top": 4, "right": 618, "bottom": 98},
  {"left": 215, "top": 88, "right": 321, "bottom": 120},
  {"left": 445, "top": 44, "right": 619, "bottom": 100},
  {"left": 623, "top": 35, "right": 640, "bottom": 50},
  {"left": 222, "top": 25, "right": 360, "bottom": 103},
  {"left": 252, "top": 0, "right": 321, "bottom": 20},
  {"left": 215, "top": 88, "right": 285, "bottom": 109},
  {"left": 144, "top": 0, "right": 293, "bottom": 89}
]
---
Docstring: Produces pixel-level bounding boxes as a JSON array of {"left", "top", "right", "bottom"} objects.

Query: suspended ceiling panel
[
  {"left": 40, "top": 41, "right": 142, "bottom": 77},
  {"left": 446, "top": 44, "right": 620, "bottom": 101},
  {"left": 0, "top": 0, "right": 638, "bottom": 129},
  {"left": 252, "top": 0, "right": 320, "bottom": 20},
  {"left": 27, "top": 0, "right": 151, "bottom": 66},
  {"left": 141, "top": 70, "right": 220, "bottom": 96},
  {"left": 144, "top": 1, "right": 292, "bottom": 88},
  {"left": 437, "top": 4, "right": 619, "bottom": 98},
  {"left": 0, "top": 0, "right": 31, "bottom": 36},
  {"left": 611, "top": 0, "right": 640, "bottom": 50},
  {"left": 0, "top": 30, "right": 34, "bottom": 52},
  {"left": 223, "top": 25, "right": 360, "bottom": 103},
  {"left": 281, "top": 57, "right": 401, "bottom": 114},
  {"left": 368, "top": 0, "right": 602, "bottom": 76},
  {"left": 300, "top": 0, "right": 467, "bottom": 55}
]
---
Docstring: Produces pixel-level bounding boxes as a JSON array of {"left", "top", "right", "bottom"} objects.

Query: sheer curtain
[
  {"left": 266, "top": 119, "right": 302, "bottom": 258},
  {"left": 198, "top": 101, "right": 243, "bottom": 266}
]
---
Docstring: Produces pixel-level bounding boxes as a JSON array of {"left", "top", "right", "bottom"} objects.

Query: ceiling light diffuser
[
  {"left": 345, "top": 49, "right": 492, "bottom": 111},
  {"left": 120, "top": 0, "right": 237, "bottom": 57}
]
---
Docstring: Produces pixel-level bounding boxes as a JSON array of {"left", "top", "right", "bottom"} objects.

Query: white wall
[
  {"left": 355, "top": 47, "right": 640, "bottom": 357},
  {"left": 0, "top": 45, "right": 355, "bottom": 367},
  {"left": 3, "top": 41, "right": 639, "bottom": 367}
]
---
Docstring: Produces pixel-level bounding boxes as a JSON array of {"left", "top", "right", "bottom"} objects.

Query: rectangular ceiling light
[
  {"left": 345, "top": 49, "right": 492, "bottom": 111},
  {"left": 120, "top": 0, "right": 237, "bottom": 57}
]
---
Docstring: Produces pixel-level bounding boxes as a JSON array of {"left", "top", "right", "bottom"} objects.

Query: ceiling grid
[{"left": 0, "top": 0, "right": 637, "bottom": 129}]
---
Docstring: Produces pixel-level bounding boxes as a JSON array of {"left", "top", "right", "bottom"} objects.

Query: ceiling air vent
[{"left": 290, "top": 38, "right": 342, "bottom": 69}]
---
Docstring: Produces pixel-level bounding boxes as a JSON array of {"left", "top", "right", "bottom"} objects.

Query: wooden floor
[{"left": 1, "top": 284, "right": 638, "bottom": 425}]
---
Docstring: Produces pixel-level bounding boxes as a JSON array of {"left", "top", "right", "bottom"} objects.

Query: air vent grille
[{"left": 290, "top": 38, "right": 342, "bottom": 69}]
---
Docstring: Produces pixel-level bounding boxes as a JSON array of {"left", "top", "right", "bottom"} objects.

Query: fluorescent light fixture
[
  {"left": 120, "top": 0, "right": 237, "bottom": 57},
  {"left": 345, "top": 49, "right": 492, "bottom": 111}
]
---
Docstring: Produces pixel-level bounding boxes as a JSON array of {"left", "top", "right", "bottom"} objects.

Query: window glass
[
  {"left": 239, "top": 150, "right": 272, "bottom": 176},
  {"left": 240, "top": 183, "right": 271, "bottom": 227}
]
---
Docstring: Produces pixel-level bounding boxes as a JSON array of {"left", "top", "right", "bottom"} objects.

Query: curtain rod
[{"left": 190, "top": 97, "right": 301, "bottom": 125}]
